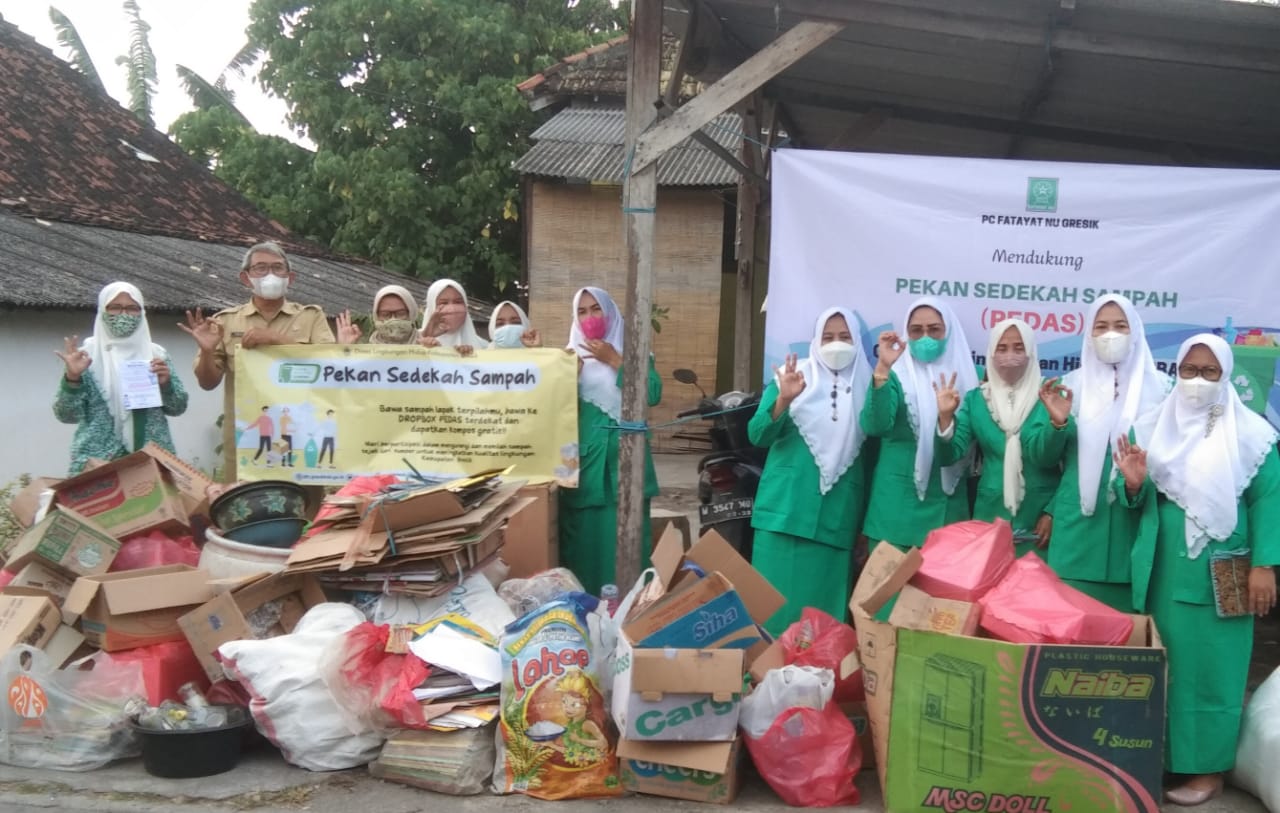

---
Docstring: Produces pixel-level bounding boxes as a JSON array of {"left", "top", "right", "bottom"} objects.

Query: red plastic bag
[
  {"left": 206, "top": 679, "right": 252, "bottom": 707},
  {"left": 978, "top": 554, "right": 1135, "bottom": 645},
  {"left": 94, "top": 640, "right": 209, "bottom": 706},
  {"left": 779, "top": 608, "right": 864, "bottom": 703},
  {"left": 745, "top": 703, "right": 861, "bottom": 807},
  {"left": 913, "top": 518, "right": 1016, "bottom": 601},
  {"left": 306, "top": 475, "right": 400, "bottom": 537},
  {"left": 110, "top": 531, "right": 200, "bottom": 572},
  {"left": 319, "top": 622, "right": 431, "bottom": 734}
]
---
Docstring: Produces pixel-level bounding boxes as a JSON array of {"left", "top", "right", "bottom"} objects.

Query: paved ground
[{"left": 0, "top": 453, "right": 1271, "bottom": 812}]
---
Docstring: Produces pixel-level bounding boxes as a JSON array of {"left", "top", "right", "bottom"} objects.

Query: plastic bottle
[{"left": 600, "top": 583, "right": 620, "bottom": 617}]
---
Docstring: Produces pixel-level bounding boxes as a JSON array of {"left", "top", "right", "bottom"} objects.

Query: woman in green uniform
[
  {"left": 748, "top": 307, "right": 872, "bottom": 634},
  {"left": 1131, "top": 334, "right": 1279, "bottom": 806},
  {"left": 559, "top": 287, "right": 661, "bottom": 594},
  {"left": 1026, "top": 294, "right": 1169, "bottom": 610},
  {"left": 861, "top": 297, "right": 978, "bottom": 550},
  {"left": 934, "top": 318, "right": 1061, "bottom": 554}
]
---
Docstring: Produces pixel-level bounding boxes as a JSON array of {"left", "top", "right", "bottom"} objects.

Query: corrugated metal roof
[
  {"left": 515, "top": 106, "right": 741, "bottom": 186},
  {"left": 0, "top": 212, "right": 493, "bottom": 320}
]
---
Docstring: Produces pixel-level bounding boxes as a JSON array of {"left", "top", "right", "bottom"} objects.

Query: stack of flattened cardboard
[
  {"left": 399, "top": 615, "right": 502, "bottom": 731},
  {"left": 612, "top": 528, "right": 784, "bottom": 805},
  {"left": 286, "top": 472, "right": 533, "bottom": 599}
]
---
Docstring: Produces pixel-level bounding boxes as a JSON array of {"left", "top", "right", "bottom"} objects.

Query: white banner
[{"left": 767, "top": 150, "right": 1280, "bottom": 417}]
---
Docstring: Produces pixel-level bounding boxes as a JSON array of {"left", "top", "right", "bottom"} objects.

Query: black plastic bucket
[{"left": 131, "top": 705, "right": 253, "bottom": 779}]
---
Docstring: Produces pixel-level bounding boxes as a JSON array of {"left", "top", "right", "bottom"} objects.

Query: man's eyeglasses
[
  {"left": 247, "top": 262, "right": 288, "bottom": 277},
  {"left": 377, "top": 309, "right": 411, "bottom": 320},
  {"left": 104, "top": 305, "right": 142, "bottom": 316},
  {"left": 1177, "top": 363, "right": 1223, "bottom": 381}
]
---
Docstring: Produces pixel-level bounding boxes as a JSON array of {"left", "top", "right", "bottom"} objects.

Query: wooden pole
[
  {"left": 616, "top": 0, "right": 662, "bottom": 591},
  {"left": 732, "top": 96, "right": 761, "bottom": 392}
]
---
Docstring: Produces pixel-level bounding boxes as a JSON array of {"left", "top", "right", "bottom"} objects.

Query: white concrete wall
[{"left": 0, "top": 310, "right": 222, "bottom": 484}]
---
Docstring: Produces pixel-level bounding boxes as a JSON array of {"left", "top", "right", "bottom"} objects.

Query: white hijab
[
  {"left": 1147, "top": 334, "right": 1277, "bottom": 559},
  {"left": 83, "top": 282, "right": 166, "bottom": 451},
  {"left": 1062, "top": 294, "right": 1170, "bottom": 515},
  {"left": 982, "top": 319, "right": 1042, "bottom": 516},
  {"left": 568, "top": 287, "right": 625, "bottom": 420},
  {"left": 370, "top": 285, "right": 419, "bottom": 344},
  {"left": 488, "top": 301, "right": 531, "bottom": 342},
  {"left": 893, "top": 297, "right": 980, "bottom": 499},
  {"left": 420, "top": 279, "right": 485, "bottom": 348},
  {"left": 787, "top": 307, "right": 872, "bottom": 495}
]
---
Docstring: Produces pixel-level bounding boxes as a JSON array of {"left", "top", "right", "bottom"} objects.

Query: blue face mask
[
  {"left": 492, "top": 324, "right": 526, "bottom": 349},
  {"left": 910, "top": 336, "right": 947, "bottom": 363}
]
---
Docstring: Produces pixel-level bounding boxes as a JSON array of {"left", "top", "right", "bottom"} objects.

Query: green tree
[
  {"left": 172, "top": 0, "right": 627, "bottom": 297},
  {"left": 49, "top": 2, "right": 159, "bottom": 126}
]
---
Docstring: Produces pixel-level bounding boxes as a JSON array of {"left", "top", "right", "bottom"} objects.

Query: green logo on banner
[
  {"left": 1026, "top": 177, "right": 1059, "bottom": 212},
  {"left": 277, "top": 362, "right": 321, "bottom": 384}
]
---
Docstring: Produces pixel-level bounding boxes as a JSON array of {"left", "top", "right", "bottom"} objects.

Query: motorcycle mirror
[{"left": 673, "top": 369, "right": 699, "bottom": 385}]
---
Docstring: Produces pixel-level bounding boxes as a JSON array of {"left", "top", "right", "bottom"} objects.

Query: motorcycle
[{"left": 673, "top": 369, "right": 766, "bottom": 561}]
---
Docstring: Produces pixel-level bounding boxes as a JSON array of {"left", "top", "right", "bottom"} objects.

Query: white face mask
[
  {"left": 1177, "top": 376, "right": 1224, "bottom": 409},
  {"left": 818, "top": 340, "right": 856, "bottom": 371},
  {"left": 252, "top": 273, "right": 289, "bottom": 300},
  {"left": 1093, "top": 331, "right": 1131, "bottom": 365},
  {"left": 492, "top": 324, "right": 525, "bottom": 349}
]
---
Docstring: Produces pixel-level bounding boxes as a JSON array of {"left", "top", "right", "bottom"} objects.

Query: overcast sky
[{"left": 0, "top": 0, "right": 297, "bottom": 141}]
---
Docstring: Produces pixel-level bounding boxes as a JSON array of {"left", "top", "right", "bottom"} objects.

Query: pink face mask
[
  {"left": 579, "top": 315, "right": 608, "bottom": 341},
  {"left": 993, "top": 350, "right": 1030, "bottom": 384}
]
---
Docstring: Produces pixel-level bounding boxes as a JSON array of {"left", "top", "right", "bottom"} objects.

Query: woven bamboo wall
[{"left": 526, "top": 181, "right": 725, "bottom": 450}]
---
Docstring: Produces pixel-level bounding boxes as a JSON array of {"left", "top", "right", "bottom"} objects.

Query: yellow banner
[{"left": 233, "top": 345, "right": 579, "bottom": 486}]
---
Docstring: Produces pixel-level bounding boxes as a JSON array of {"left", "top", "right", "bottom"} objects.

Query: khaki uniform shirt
[{"left": 196, "top": 300, "right": 334, "bottom": 481}]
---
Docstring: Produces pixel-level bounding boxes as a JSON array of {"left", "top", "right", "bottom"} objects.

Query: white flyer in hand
[{"left": 119, "top": 359, "right": 162, "bottom": 410}]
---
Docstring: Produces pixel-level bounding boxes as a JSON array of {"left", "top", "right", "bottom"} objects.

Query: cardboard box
[
  {"left": 140, "top": 443, "right": 213, "bottom": 522},
  {"left": 6, "top": 561, "right": 77, "bottom": 607},
  {"left": 0, "top": 593, "right": 61, "bottom": 655},
  {"left": 63, "top": 565, "right": 215, "bottom": 652},
  {"left": 612, "top": 644, "right": 743, "bottom": 741},
  {"left": 179, "top": 572, "right": 326, "bottom": 681},
  {"left": 43, "top": 623, "right": 86, "bottom": 667},
  {"left": 53, "top": 453, "right": 189, "bottom": 538},
  {"left": 5, "top": 507, "right": 121, "bottom": 577},
  {"left": 625, "top": 572, "right": 763, "bottom": 651},
  {"left": 650, "top": 508, "right": 692, "bottom": 552},
  {"left": 888, "top": 584, "right": 982, "bottom": 637},
  {"left": 619, "top": 737, "right": 745, "bottom": 804},
  {"left": 502, "top": 480, "right": 559, "bottom": 578},
  {"left": 7, "top": 476, "right": 62, "bottom": 530},
  {"left": 851, "top": 544, "right": 1167, "bottom": 813},
  {"left": 839, "top": 700, "right": 876, "bottom": 771}
]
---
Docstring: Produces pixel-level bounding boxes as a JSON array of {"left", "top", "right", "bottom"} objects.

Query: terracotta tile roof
[
  {"left": 518, "top": 32, "right": 698, "bottom": 103},
  {"left": 0, "top": 17, "right": 319, "bottom": 257}
]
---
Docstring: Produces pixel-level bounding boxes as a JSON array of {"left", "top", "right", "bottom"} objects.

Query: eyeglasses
[
  {"left": 247, "top": 262, "right": 288, "bottom": 277},
  {"left": 1177, "top": 363, "right": 1223, "bottom": 381},
  {"left": 376, "top": 309, "right": 411, "bottom": 320},
  {"left": 104, "top": 305, "right": 142, "bottom": 316}
]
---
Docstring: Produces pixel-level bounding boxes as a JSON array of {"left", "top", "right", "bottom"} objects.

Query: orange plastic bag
[
  {"left": 912, "top": 518, "right": 1016, "bottom": 601},
  {"left": 978, "top": 554, "right": 1134, "bottom": 645},
  {"left": 778, "top": 609, "right": 864, "bottom": 703},
  {"left": 745, "top": 703, "right": 861, "bottom": 807}
]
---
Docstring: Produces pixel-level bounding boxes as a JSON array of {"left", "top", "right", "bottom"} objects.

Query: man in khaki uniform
[{"left": 182, "top": 241, "right": 337, "bottom": 481}]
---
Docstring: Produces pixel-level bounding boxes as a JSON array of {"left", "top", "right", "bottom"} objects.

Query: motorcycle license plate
[{"left": 699, "top": 497, "right": 754, "bottom": 525}]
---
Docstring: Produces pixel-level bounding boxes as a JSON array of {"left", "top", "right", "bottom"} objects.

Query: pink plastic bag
[
  {"left": 745, "top": 703, "right": 862, "bottom": 807},
  {"left": 912, "top": 518, "right": 1015, "bottom": 601},
  {"left": 978, "top": 554, "right": 1134, "bottom": 645},
  {"left": 319, "top": 622, "right": 431, "bottom": 734},
  {"left": 779, "top": 609, "right": 864, "bottom": 703},
  {"left": 109, "top": 531, "right": 199, "bottom": 572}
]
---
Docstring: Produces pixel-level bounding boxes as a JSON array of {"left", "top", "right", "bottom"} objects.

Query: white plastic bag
[
  {"left": 220, "top": 602, "right": 384, "bottom": 771},
  {"left": 0, "top": 645, "right": 146, "bottom": 771},
  {"left": 1232, "top": 665, "right": 1280, "bottom": 810},
  {"left": 739, "top": 665, "right": 835, "bottom": 739},
  {"left": 371, "top": 572, "right": 514, "bottom": 637}
]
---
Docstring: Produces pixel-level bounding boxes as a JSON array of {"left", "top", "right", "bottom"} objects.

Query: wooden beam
[
  {"left": 616, "top": 0, "right": 662, "bottom": 593},
  {"left": 722, "top": 0, "right": 1280, "bottom": 74},
  {"left": 732, "top": 97, "right": 761, "bottom": 392},
  {"left": 630, "top": 19, "right": 845, "bottom": 174},
  {"left": 654, "top": 100, "right": 767, "bottom": 186},
  {"left": 662, "top": 9, "right": 695, "bottom": 109}
]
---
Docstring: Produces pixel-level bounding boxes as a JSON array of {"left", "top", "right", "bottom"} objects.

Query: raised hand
[
  {"left": 774, "top": 354, "right": 807, "bottom": 404},
  {"left": 456, "top": 344, "right": 475, "bottom": 357},
  {"left": 150, "top": 357, "right": 171, "bottom": 387},
  {"left": 54, "top": 335, "right": 91, "bottom": 382},
  {"left": 876, "top": 330, "right": 905, "bottom": 372},
  {"left": 419, "top": 333, "right": 440, "bottom": 348},
  {"left": 521, "top": 329, "right": 542, "bottom": 348},
  {"left": 335, "top": 310, "right": 361, "bottom": 345},
  {"left": 179, "top": 308, "right": 221, "bottom": 353},
  {"left": 579, "top": 340, "right": 622, "bottom": 370},
  {"left": 1113, "top": 434, "right": 1148, "bottom": 495},
  {"left": 1039, "top": 377, "right": 1074, "bottom": 426},
  {"left": 933, "top": 372, "right": 961, "bottom": 424},
  {"left": 423, "top": 311, "right": 446, "bottom": 339}
]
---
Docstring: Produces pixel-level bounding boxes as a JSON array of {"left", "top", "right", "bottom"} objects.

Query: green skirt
[
  {"left": 1061, "top": 578, "right": 1133, "bottom": 612},
  {"left": 558, "top": 499, "right": 652, "bottom": 596},
  {"left": 754, "top": 529, "right": 852, "bottom": 637}
]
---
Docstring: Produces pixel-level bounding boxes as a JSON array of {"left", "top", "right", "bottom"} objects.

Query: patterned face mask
[
  {"left": 104, "top": 313, "right": 142, "bottom": 338},
  {"left": 375, "top": 318, "right": 416, "bottom": 343}
]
